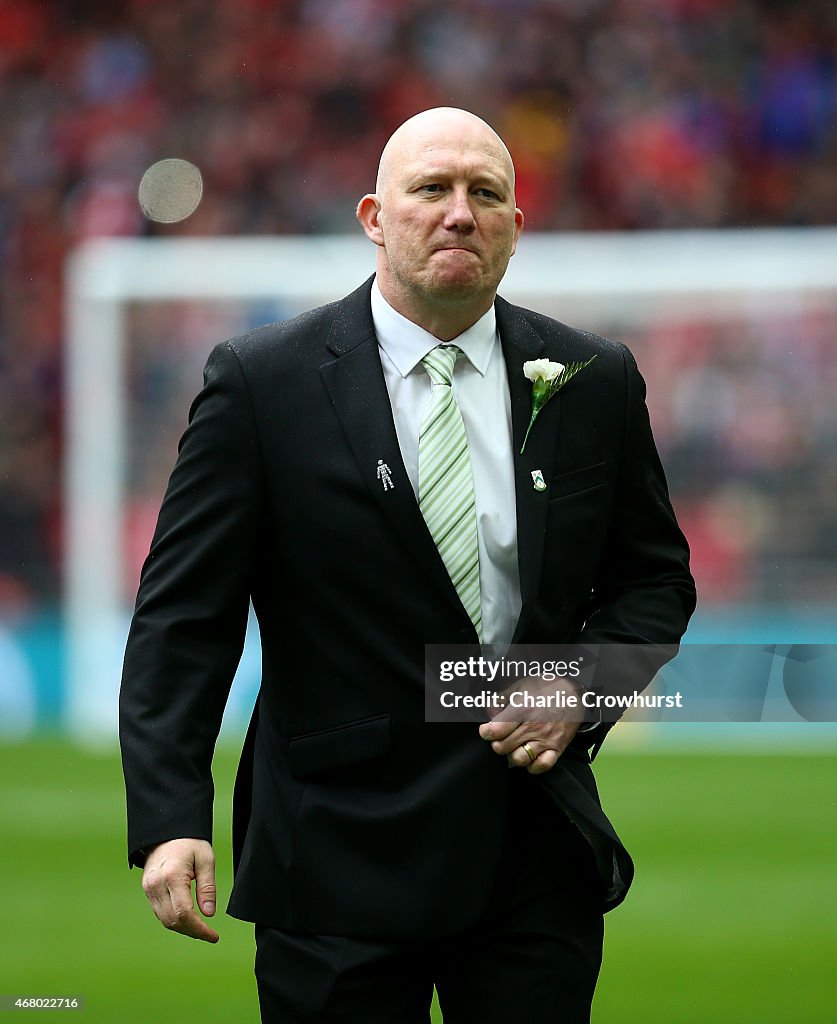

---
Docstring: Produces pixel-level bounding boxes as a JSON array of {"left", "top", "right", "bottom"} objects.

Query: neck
[{"left": 376, "top": 274, "right": 494, "bottom": 342}]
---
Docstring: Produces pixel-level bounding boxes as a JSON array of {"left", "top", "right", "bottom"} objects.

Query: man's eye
[
  {"left": 476, "top": 188, "right": 499, "bottom": 200},
  {"left": 422, "top": 184, "right": 443, "bottom": 193}
]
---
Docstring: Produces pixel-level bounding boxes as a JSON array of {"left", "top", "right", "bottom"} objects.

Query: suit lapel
[
  {"left": 496, "top": 297, "right": 564, "bottom": 642},
  {"left": 319, "top": 284, "right": 571, "bottom": 638},
  {"left": 319, "top": 279, "right": 467, "bottom": 619}
]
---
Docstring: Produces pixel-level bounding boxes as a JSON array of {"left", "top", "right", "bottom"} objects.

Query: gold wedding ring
[{"left": 522, "top": 742, "right": 537, "bottom": 765}]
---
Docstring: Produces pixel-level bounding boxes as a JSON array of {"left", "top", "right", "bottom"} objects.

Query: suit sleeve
[
  {"left": 578, "top": 345, "right": 696, "bottom": 758},
  {"left": 119, "top": 340, "right": 264, "bottom": 866}
]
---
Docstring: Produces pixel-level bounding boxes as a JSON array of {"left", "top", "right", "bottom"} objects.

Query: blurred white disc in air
[{"left": 138, "top": 158, "right": 203, "bottom": 223}]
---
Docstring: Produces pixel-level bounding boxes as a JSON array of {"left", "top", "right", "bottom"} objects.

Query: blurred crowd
[
  {"left": 627, "top": 304, "right": 837, "bottom": 606},
  {"left": 0, "top": 0, "right": 835, "bottom": 611}
]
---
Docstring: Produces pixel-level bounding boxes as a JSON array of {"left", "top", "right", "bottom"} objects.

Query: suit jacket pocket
[
  {"left": 550, "top": 460, "right": 608, "bottom": 499},
  {"left": 288, "top": 713, "right": 392, "bottom": 781}
]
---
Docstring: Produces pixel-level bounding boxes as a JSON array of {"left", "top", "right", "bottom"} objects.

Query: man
[{"left": 120, "top": 107, "right": 695, "bottom": 1022}]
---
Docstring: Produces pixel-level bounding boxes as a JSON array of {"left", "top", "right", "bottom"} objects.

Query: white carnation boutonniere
[{"left": 520, "top": 356, "right": 597, "bottom": 454}]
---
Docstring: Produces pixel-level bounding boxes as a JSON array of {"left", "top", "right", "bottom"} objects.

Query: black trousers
[{"left": 255, "top": 774, "right": 604, "bottom": 1023}]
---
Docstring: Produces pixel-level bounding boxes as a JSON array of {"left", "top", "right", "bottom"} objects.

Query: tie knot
[{"left": 421, "top": 345, "right": 460, "bottom": 387}]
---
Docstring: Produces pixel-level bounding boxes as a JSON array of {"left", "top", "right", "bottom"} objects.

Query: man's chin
[{"left": 425, "top": 270, "right": 488, "bottom": 300}]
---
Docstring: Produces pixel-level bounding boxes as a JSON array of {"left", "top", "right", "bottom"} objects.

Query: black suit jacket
[{"left": 119, "top": 277, "right": 696, "bottom": 937}]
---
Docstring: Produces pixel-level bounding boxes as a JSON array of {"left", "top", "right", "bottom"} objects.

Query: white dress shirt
[{"left": 371, "top": 279, "right": 522, "bottom": 645}]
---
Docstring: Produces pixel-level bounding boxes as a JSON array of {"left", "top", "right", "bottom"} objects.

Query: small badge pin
[
  {"left": 531, "top": 469, "right": 546, "bottom": 492},
  {"left": 377, "top": 459, "right": 394, "bottom": 492}
]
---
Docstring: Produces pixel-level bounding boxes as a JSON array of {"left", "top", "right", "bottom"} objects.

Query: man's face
[{"left": 367, "top": 119, "right": 524, "bottom": 308}]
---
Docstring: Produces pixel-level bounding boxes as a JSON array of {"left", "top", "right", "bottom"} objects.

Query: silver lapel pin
[
  {"left": 531, "top": 469, "right": 546, "bottom": 492},
  {"left": 377, "top": 459, "right": 394, "bottom": 492}
]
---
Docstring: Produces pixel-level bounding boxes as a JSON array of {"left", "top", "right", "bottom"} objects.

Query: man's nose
[{"left": 442, "top": 190, "right": 476, "bottom": 231}]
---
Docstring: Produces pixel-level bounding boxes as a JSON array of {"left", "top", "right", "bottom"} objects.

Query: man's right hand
[{"left": 141, "top": 838, "right": 220, "bottom": 943}]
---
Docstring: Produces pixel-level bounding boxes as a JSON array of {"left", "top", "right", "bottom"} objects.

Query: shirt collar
[{"left": 371, "top": 277, "right": 497, "bottom": 379}]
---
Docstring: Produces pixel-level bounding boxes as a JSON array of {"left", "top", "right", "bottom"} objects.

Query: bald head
[
  {"left": 375, "top": 107, "right": 515, "bottom": 198},
  {"left": 356, "top": 106, "right": 524, "bottom": 340}
]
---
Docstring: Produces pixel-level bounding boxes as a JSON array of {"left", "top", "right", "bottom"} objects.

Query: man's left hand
[{"left": 478, "top": 716, "right": 581, "bottom": 774}]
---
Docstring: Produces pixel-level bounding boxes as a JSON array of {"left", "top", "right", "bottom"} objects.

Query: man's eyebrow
[{"left": 405, "top": 168, "right": 509, "bottom": 190}]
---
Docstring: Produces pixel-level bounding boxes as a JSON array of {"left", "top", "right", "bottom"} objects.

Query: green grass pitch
[{"left": 0, "top": 739, "right": 834, "bottom": 1022}]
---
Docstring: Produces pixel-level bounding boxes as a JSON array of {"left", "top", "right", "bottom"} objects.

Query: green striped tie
[{"left": 418, "top": 345, "right": 482, "bottom": 641}]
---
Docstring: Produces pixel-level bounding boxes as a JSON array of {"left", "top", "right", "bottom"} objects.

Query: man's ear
[
  {"left": 357, "top": 194, "right": 385, "bottom": 247},
  {"left": 510, "top": 206, "right": 525, "bottom": 257}
]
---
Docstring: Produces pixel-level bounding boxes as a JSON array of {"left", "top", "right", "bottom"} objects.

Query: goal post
[{"left": 64, "top": 229, "right": 837, "bottom": 742}]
